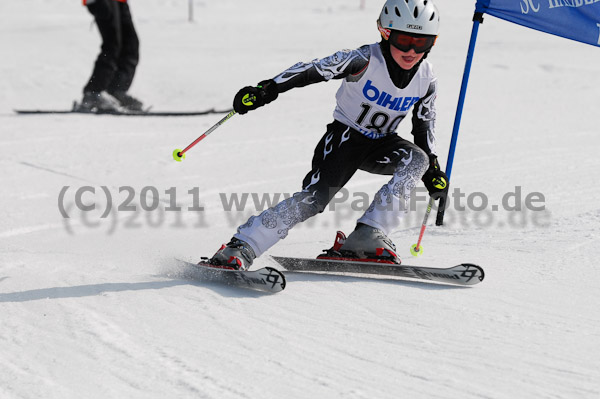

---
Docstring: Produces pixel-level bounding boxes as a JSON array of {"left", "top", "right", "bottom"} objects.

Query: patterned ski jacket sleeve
[
  {"left": 411, "top": 79, "right": 437, "bottom": 156},
  {"left": 272, "top": 45, "right": 371, "bottom": 93}
]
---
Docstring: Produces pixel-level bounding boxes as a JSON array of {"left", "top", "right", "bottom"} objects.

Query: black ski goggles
[{"left": 388, "top": 31, "right": 437, "bottom": 54}]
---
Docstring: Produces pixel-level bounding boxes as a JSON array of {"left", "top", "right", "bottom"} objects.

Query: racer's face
[{"left": 390, "top": 46, "right": 424, "bottom": 70}]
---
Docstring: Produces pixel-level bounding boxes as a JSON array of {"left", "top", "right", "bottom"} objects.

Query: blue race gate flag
[
  {"left": 475, "top": 0, "right": 600, "bottom": 47},
  {"left": 436, "top": 1, "right": 599, "bottom": 225}
]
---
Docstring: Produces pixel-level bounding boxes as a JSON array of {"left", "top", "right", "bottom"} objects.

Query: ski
[
  {"left": 15, "top": 103, "right": 232, "bottom": 117},
  {"left": 271, "top": 256, "right": 484, "bottom": 286},
  {"left": 177, "top": 259, "right": 286, "bottom": 293}
]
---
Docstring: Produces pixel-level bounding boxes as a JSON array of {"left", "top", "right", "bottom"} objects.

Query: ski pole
[
  {"left": 411, "top": 196, "right": 435, "bottom": 256},
  {"left": 172, "top": 109, "right": 236, "bottom": 161}
]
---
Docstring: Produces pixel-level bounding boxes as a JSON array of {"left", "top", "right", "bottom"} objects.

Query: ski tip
[
  {"left": 263, "top": 267, "right": 287, "bottom": 291},
  {"left": 458, "top": 263, "right": 485, "bottom": 285}
]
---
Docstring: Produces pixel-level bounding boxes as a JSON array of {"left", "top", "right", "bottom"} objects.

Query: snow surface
[{"left": 1, "top": 0, "right": 600, "bottom": 398}]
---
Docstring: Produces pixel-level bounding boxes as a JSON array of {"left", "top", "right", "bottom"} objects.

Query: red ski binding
[{"left": 317, "top": 231, "right": 401, "bottom": 264}]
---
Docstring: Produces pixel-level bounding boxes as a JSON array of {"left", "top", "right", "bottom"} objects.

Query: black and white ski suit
[{"left": 235, "top": 42, "right": 438, "bottom": 257}]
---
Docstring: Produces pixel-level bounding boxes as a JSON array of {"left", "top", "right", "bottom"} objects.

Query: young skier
[{"left": 210, "top": 0, "right": 448, "bottom": 270}]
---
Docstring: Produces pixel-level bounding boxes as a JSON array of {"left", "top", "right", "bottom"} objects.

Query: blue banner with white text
[{"left": 475, "top": 0, "right": 600, "bottom": 47}]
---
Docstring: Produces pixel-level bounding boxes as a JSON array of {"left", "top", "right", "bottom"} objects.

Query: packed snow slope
[{"left": 1, "top": 1, "right": 599, "bottom": 398}]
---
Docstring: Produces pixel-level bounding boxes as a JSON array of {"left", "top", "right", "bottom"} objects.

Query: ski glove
[
  {"left": 233, "top": 79, "right": 279, "bottom": 115},
  {"left": 422, "top": 155, "right": 449, "bottom": 199}
]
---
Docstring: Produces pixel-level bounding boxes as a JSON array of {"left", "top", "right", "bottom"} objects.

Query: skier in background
[
  {"left": 211, "top": 0, "right": 448, "bottom": 270},
  {"left": 80, "top": 0, "right": 143, "bottom": 112}
]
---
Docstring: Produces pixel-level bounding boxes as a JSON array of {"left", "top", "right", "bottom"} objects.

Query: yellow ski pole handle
[{"left": 173, "top": 110, "right": 236, "bottom": 161}]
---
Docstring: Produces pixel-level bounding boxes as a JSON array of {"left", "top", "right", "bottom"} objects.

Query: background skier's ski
[{"left": 14, "top": 104, "right": 232, "bottom": 117}]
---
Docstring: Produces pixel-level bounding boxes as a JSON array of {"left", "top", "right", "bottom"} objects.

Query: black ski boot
[
  {"left": 108, "top": 91, "right": 144, "bottom": 112},
  {"left": 79, "top": 91, "right": 121, "bottom": 113}
]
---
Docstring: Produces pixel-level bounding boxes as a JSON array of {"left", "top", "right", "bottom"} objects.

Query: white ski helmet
[{"left": 377, "top": 0, "right": 440, "bottom": 37}]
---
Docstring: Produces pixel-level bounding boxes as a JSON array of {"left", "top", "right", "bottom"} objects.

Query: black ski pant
[
  {"left": 302, "top": 120, "right": 427, "bottom": 212},
  {"left": 84, "top": 0, "right": 139, "bottom": 94},
  {"left": 234, "top": 120, "right": 429, "bottom": 256}
]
